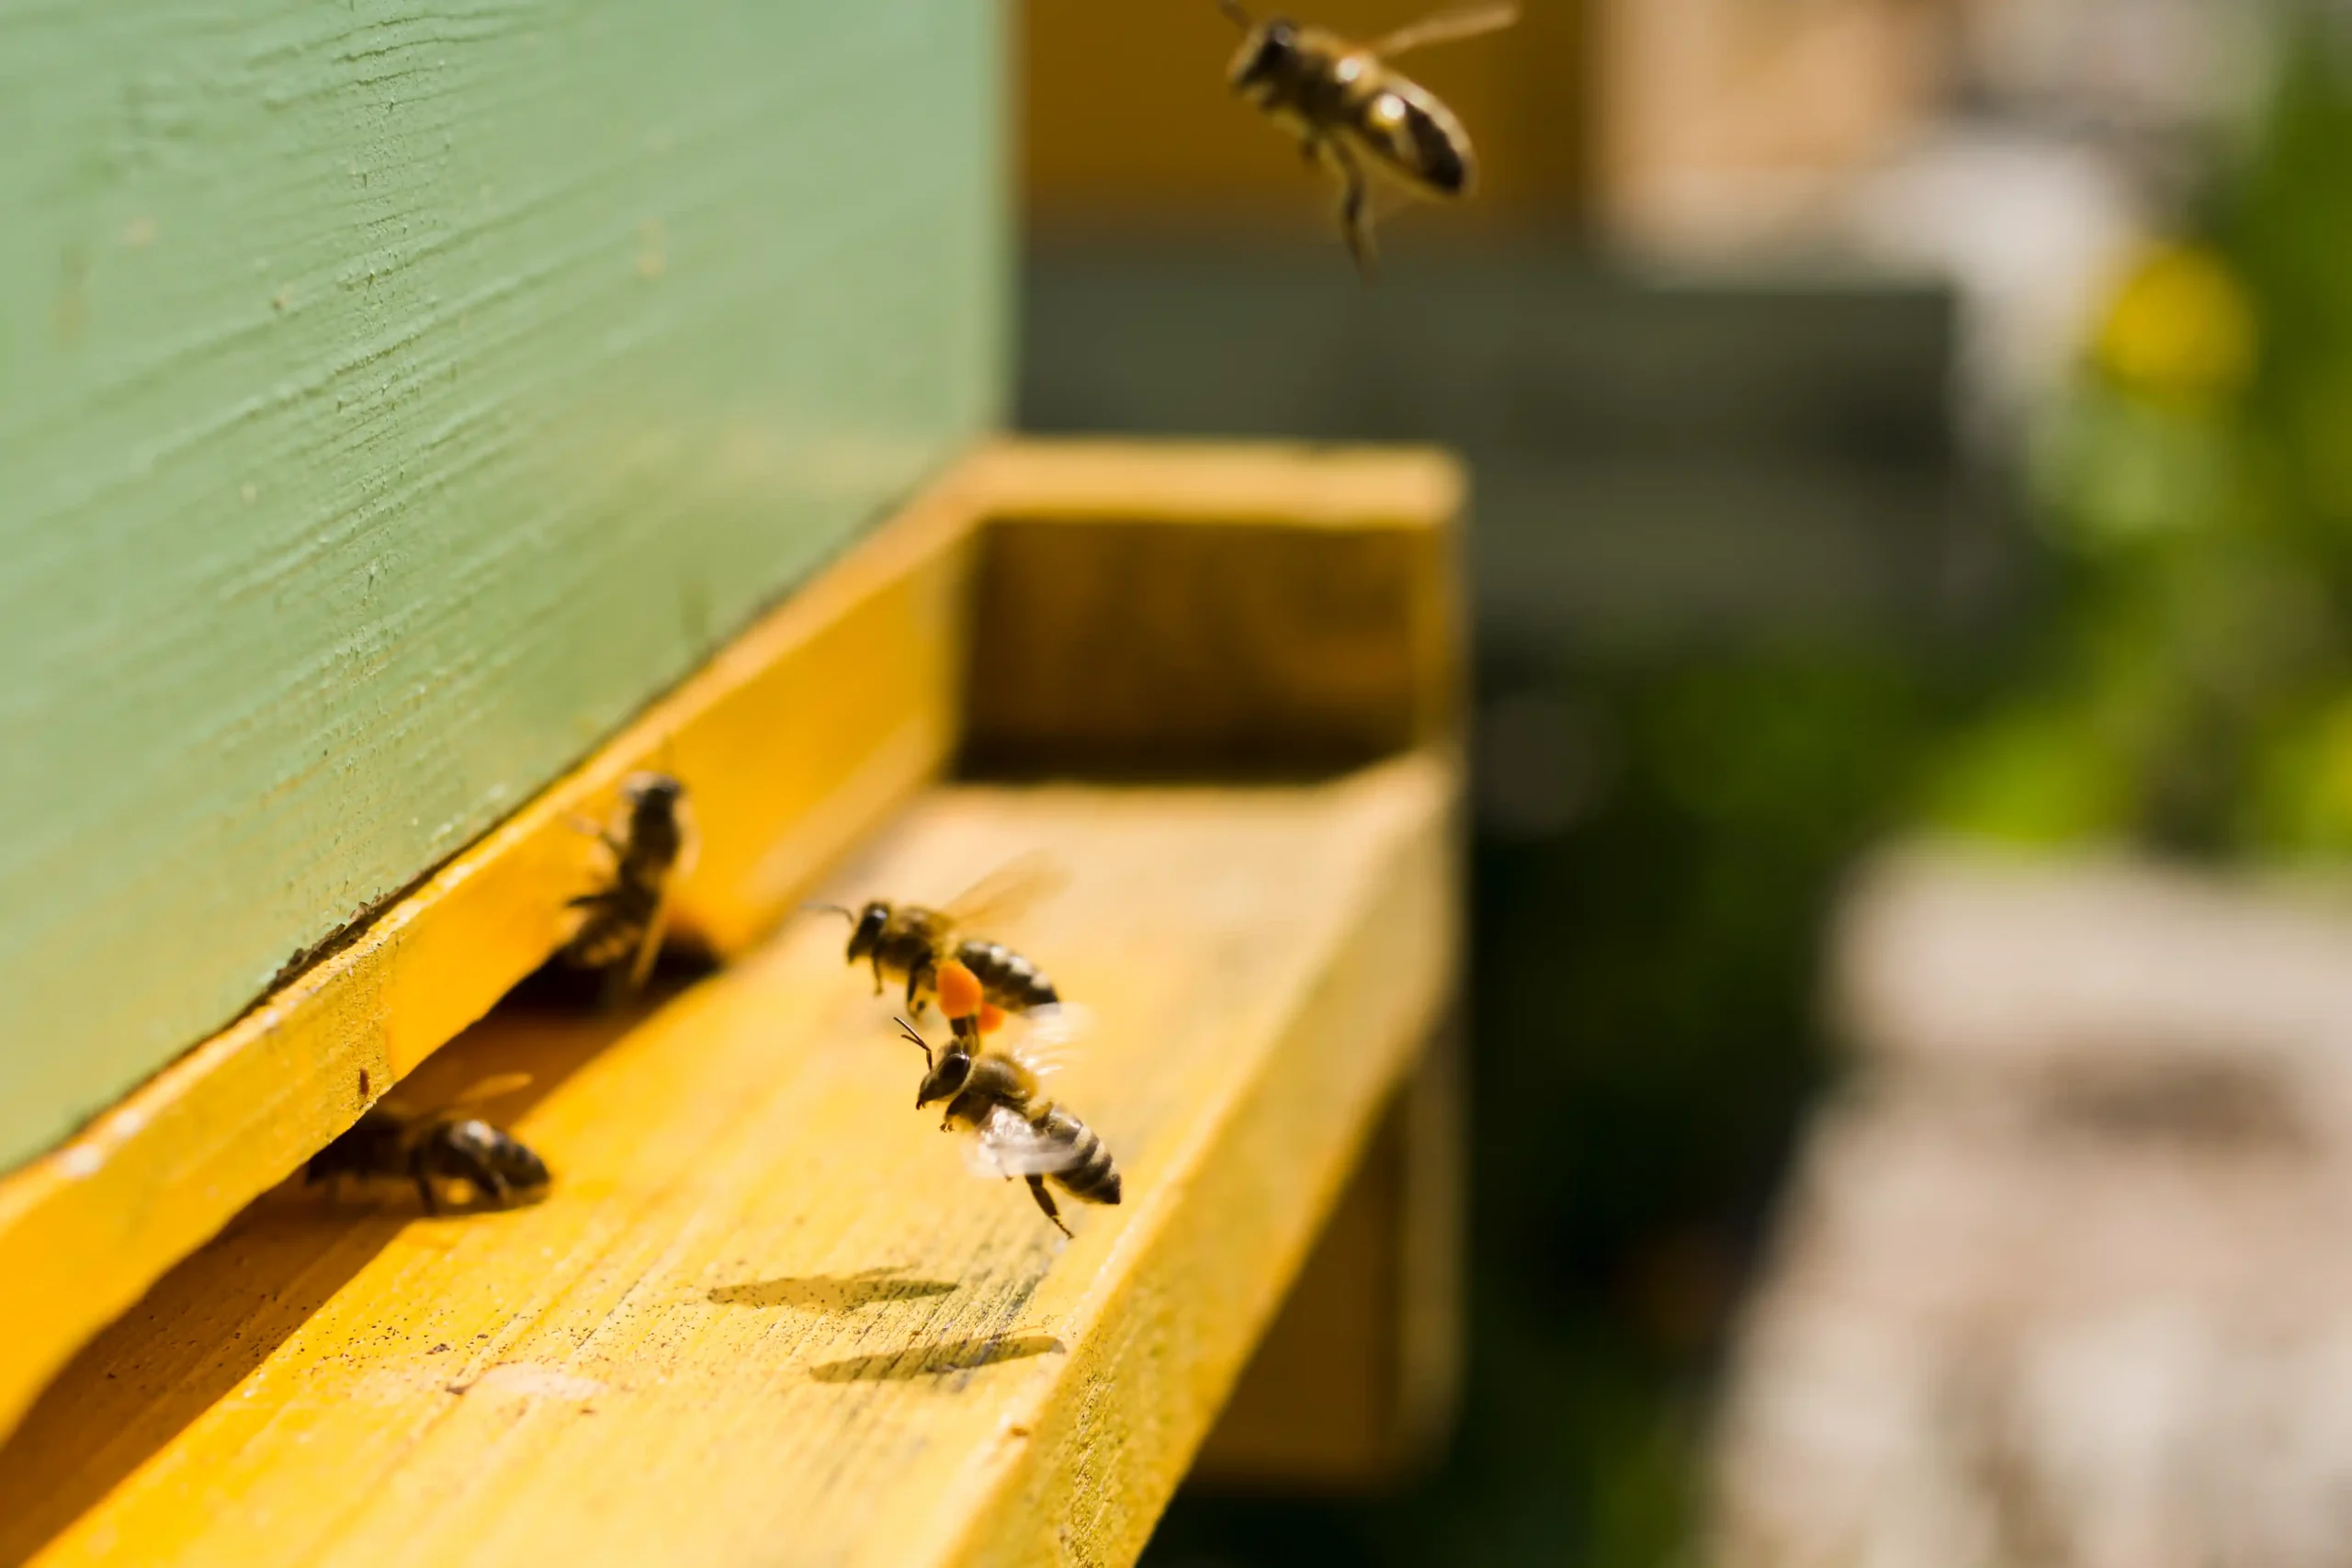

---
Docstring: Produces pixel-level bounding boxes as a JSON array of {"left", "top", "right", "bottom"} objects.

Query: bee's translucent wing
[
  {"left": 446, "top": 1071, "right": 536, "bottom": 1109},
  {"left": 672, "top": 792, "right": 701, "bottom": 883},
  {"left": 619, "top": 784, "right": 697, "bottom": 996},
  {"left": 936, "top": 852, "right": 1069, "bottom": 937},
  {"left": 965, "top": 1103, "right": 1086, "bottom": 1179},
  {"left": 997, "top": 1003, "right": 1095, "bottom": 1081},
  {"left": 618, "top": 897, "right": 672, "bottom": 995},
  {"left": 614, "top": 862, "right": 690, "bottom": 998},
  {"left": 1369, "top": 2, "right": 1519, "bottom": 57},
  {"left": 377, "top": 1069, "right": 532, "bottom": 1124}
]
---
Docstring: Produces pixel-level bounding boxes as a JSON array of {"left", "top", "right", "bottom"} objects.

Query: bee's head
[
  {"left": 622, "top": 771, "right": 684, "bottom": 829},
  {"left": 899, "top": 1016, "right": 973, "bottom": 1110},
  {"left": 443, "top": 1119, "right": 553, "bottom": 1203},
  {"left": 481, "top": 1127, "right": 553, "bottom": 1196},
  {"left": 806, "top": 899, "right": 890, "bottom": 962},
  {"left": 844, "top": 900, "right": 890, "bottom": 963},
  {"left": 915, "top": 1048, "right": 974, "bottom": 1111},
  {"left": 1227, "top": 17, "right": 1299, "bottom": 96}
]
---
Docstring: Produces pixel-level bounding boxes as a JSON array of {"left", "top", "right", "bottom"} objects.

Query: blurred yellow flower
[
  {"left": 2256, "top": 692, "right": 2352, "bottom": 854},
  {"left": 2092, "top": 243, "right": 2256, "bottom": 407}
]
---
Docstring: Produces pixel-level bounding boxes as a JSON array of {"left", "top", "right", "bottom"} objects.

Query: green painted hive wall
[{"left": 0, "top": 0, "right": 1005, "bottom": 1168}]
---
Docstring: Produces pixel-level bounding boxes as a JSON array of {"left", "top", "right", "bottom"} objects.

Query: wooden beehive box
[{"left": 0, "top": 6, "right": 1468, "bottom": 1562}]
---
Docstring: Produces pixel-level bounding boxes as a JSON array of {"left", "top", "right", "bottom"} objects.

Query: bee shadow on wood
[
  {"left": 707, "top": 1267, "right": 959, "bottom": 1314},
  {"left": 0, "top": 979, "right": 678, "bottom": 1567},
  {"left": 806, "top": 1334, "right": 1068, "bottom": 1383}
]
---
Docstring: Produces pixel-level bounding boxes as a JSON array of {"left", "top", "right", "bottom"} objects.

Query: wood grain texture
[
  {"left": 0, "top": 751, "right": 1458, "bottom": 1568},
  {"left": 0, "top": 484, "right": 979, "bottom": 1444},
  {"left": 0, "top": 0, "right": 1005, "bottom": 1169},
  {"left": 961, "top": 442, "right": 1462, "bottom": 773}
]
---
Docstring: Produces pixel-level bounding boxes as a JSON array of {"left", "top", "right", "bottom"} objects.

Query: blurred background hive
[{"left": 1011, "top": 1, "right": 2352, "bottom": 1563}]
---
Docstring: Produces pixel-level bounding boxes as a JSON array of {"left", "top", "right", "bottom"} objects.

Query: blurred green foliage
[{"left": 1927, "top": 20, "right": 2352, "bottom": 858}]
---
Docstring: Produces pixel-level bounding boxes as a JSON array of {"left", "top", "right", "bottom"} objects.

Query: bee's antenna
[
  {"left": 1218, "top": 0, "right": 1254, "bottom": 28},
  {"left": 802, "top": 903, "right": 855, "bottom": 924},
  {"left": 894, "top": 1017, "right": 933, "bottom": 1069}
]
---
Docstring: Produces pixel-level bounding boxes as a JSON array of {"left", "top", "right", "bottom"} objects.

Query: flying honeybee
[
  {"left": 810, "top": 852, "right": 1066, "bottom": 1022},
  {"left": 1219, "top": 1, "right": 1519, "bottom": 277},
  {"left": 897, "top": 1016, "right": 1120, "bottom": 1238},
  {"left": 305, "top": 1073, "right": 549, "bottom": 1214},
  {"left": 563, "top": 771, "right": 695, "bottom": 1001}
]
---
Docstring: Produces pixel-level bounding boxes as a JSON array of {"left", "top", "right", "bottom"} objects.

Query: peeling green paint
[{"left": 0, "top": 0, "right": 1004, "bottom": 1168}]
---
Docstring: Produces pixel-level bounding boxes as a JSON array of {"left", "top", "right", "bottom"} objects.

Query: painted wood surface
[
  {"left": 959, "top": 442, "right": 1462, "bottom": 773},
  {"left": 0, "top": 0, "right": 1005, "bottom": 1171},
  {"left": 0, "top": 479, "right": 979, "bottom": 1445},
  {"left": 0, "top": 751, "right": 1457, "bottom": 1568}
]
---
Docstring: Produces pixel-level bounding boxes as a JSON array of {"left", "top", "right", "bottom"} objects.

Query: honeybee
[
  {"left": 563, "top": 771, "right": 696, "bottom": 1000},
  {"left": 1219, "top": 1, "right": 1519, "bottom": 277},
  {"left": 305, "top": 1073, "right": 549, "bottom": 1214},
  {"left": 810, "top": 852, "right": 1066, "bottom": 1022},
  {"left": 896, "top": 1017, "right": 1121, "bottom": 1239}
]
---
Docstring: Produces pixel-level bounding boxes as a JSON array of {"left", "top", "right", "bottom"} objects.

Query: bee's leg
[
  {"left": 1024, "top": 1176, "right": 1073, "bottom": 1239},
  {"left": 1328, "top": 144, "right": 1377, "bottom": 280},
  {"left": 905, "top": 960, "right": 933, "bottom": 1016},
  {"left": 595, "top": 957, "right": 637, "bottom": 1013},
  {"left": 870, "top": 953, "right": 885, "bottom": 997},
  {"left": 1340, "top": 178, "right": 1377, "bottom": 281},
  {"left": 447, "top": 1143, "right": 516, "bottom": 1210},
  {"left": 411, "top": 1152, "right": 442, "bottom": 1217}
]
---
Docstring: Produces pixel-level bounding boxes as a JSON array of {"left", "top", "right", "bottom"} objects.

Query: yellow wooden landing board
[
  {"left": 0, "top": 476, "right": 978, "bottom": 1445},
  {"left": 0, "top": 752, "right": 1455, "bottom": 1568}
]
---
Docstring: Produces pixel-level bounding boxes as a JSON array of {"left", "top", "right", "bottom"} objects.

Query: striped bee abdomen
[
  {"left": 1041, "top": 1108, "right": 1122, "bottom": 1206},
  {"left": 1399, "top": 100, "right": 1469, "bottom": 193},
  {"left": 956, "top": 938, "right": 1059, "bottom": 1012}
]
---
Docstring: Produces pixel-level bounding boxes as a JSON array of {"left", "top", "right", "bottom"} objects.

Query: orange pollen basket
[{"left": 935, "top": 958, "right": 985, "bottom": 1021}]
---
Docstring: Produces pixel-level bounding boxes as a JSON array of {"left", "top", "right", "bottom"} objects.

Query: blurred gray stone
[{"left": 1713, "top": 848, "right": 2352, "bottom": 1568}]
